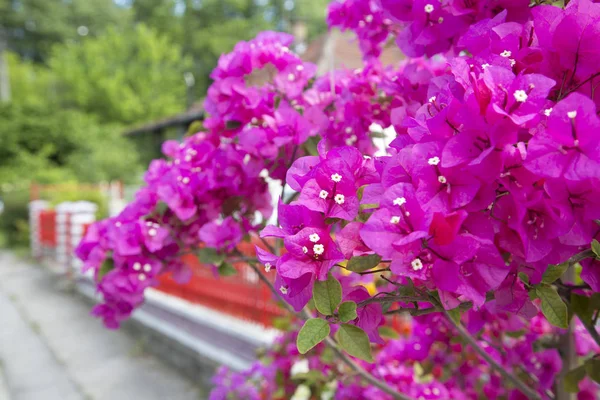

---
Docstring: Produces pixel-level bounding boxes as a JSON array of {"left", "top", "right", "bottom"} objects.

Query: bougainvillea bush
[{"left": 76, "top": 0, "right": 600, "bottom": 398}]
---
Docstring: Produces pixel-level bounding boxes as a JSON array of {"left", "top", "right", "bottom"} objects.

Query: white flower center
[
  {"left": 296, "top": 65, "right": 304, "bottom": 71},
  {"left": 133, "top": 262, "right": 141, "bottom": 271},
  {"left": 432, "top": 388, "right": 440, "bottom": 396},
  {"left": 365, "top": 14, "right": 373, "bottom": 23},
  {"left": 500, "top": 50, "right": 512, "bottom": 58},
  {"left": 148, "top": 228, "right": 157, "bottom": 237},
  {"left": 319, "top": 190, "right": 329, "bottom": 199},
  {"left": 279, "top": 286, "right": 288, "bottom": 294},
  {"left": 181, "top": 177, "right": 190, "bottom": 184},
  {"left": 345, "top": 126, "right": 353, "bottom": 133},
  {"left": 331, "top": 173, "right": 342, "bottom": 182},
  {"left": 313, "top": 244, "right": 325, "bottom": 255},
  {"left": 287, "top": 73, "right": 295, "bottom": 81},
  {"left": 143, "top": 263, "right": 152, "bottom": 273},
  {"left": 544, "top": 108, "right": 552, "bottom": 116},
  {"left": 265, "top": 262, "right": 272, "bottom": 272},
  {"left": 481, "top": 63, "right": 490, "bottom": 69},
  {"left": 438, "top": 17, "right": 444, "bottom": 23},
  {"left": 390, "top": 216, "right": 401, "bottom": 224},
  {"left": 302, "top": 246, "right": 308, "bottom": 254},
  {"left": 510, "top": 59, "right": 516, "bottom": 67},
  {"left": 414, "top": 343, "right": 422, "bottom": 350},
  {"left": 138, "top": 273, "right": 147, "bottom": 281},
  {"left": 567, "top": 110, "right": 577, "bottom": 118},
  {"left": 513, "top": 90, "right": 528, "bottom": 102},
  {"left": 115, "top": 221, "right": 122, "bottom": 227},
  {"left": 428, "top": 96, "right": 436, "bottom": 103},
  {"left": 428, "top": 156, "right": 440, "bottom": 166},
  {"left": 393, "top": 197, "right": 406, "bottom": 206},
  {"left": 437, "top": 175, "right": 447, "bottom": 184},
  {"left": 309, "top": 233, "right": 320, "bottom": 243},
  {"left": 411, "top": 258, "right": 424, "bottom": 271},
  {"left": 424, "top": 4, "right": 434, "bottom": 12},
  {"left": 334, "top": 194, "right": 345, "bottom": 205}
]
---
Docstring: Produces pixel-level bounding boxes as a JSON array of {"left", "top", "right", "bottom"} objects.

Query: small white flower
[
  {"left": 334, "top": 194, "right": 345, "bottom": 205},
  {"left": 331, "top": 173, "right": 342, "bottom": 182},
  {"left": 302, "top": 246, "right": 308, "bottom": 254},
  {"left": 290, "top": 359, "right": 310, "bottom": 377},
  {"left": 287, "top": 73, "right": 295, "bottom": 81},
  {"left": 432, "top": 388, "right": 441, "bottom": 396},
  {"left": 345, "top": 126, "right": 353, "bottom": 134},
  {"left": 184, "top": 155, "right": 192, "bottom": 162},
  {"left": 313, "top": 244, "right": 325, "bottom": 255},
  {"left": 132, "top": 262, "right": 141, "bottom": 271},
  {"left": 291, "top": 384, "right": 311, "bottom": 400},
  {"left": 181, "top": 177, "right": 190, "bottom": 184},
  {"left": 251, "top": 117, "right": 258, "bottom": 124},
  {"left": 143, "top": 263, "right": 152, "bottom": 273},
  {"left": 365, "top": 14, "right": 374, "bottom": 23},
  {"left": 390, "top": 216, "right": 401, "bottom": 224},
  {"left": 345, "top": 135, "right": 357, "bottom": 146},
  {"left": 296, "top": 64, "right": 304, "bottom": 71},
  {"left": 243, "top": 154, "right": 251, "bottom": 164},
  {"left": 544, "top": 108, "right": 552, "bottom": 116},
  {"left": 265, "top": 262, "right": 272, "bottom": 272},
  {"left": 428, "top": 96, "right": 436, "bottom": 103},
  {"left": 513, "top": 90, "right": 528, "bottom": 103},
  {"left": 567, "top": 110, "right": 577, "bottom": 118},
  {"left": 510, "top": 58, "right": 516, "bottom": 67},
  {"left": 148, "top": 228, "right": 157, "bottom": 237},
  {"left": 414, "top": 343, "right": 422, "bottom": 350},
  {"left": 438, "top": 17, "right": 444, "bottom": 23},
  {"left": 428, "top": 156, "right": 440, "bottom": 166},
  {"left": 319, "top": 190, "right": 329, "bottom": 199},
  {"left": 500, "top": 49, "right": 512, "bottom": 58},
  {"left": 481, "top": 63, "right": 490, "bottom": 69},
  {"left": 424, "top": 4, "right": 434, "bottom": 13},
  {"left": 280, "top": 286, "right": 288, "bottom": 294},
  {"left": 309, "top": 233, "right": 320, "bottom": 243},
  {"left": 393, "top": 197, "right": 406, "bottom": 206},
  {"left": 138, "top": 273, "right": 147, "bottom": 281},
  {"left": 405, "top": 211, "right": 411, "bottom": 217},
  {"left": 411, "top": 258, "right": 424, "bottom": 271},
  {"left": 115, "top": 221, "right": 122, "bottom": 227},
  {"left": 437, "top": 175, "right": 447, "bottom": 184}
]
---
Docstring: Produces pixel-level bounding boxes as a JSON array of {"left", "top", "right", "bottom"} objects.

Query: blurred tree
[
  {"left": 48, "top": 24, "right": 191, "bottom": 125},
  {"left": 0, "top": 0, "right": 130, "bottom": 62}
]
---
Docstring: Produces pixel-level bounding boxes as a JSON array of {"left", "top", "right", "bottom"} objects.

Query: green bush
[{"left": 0, "top": 189, "right": 31, "bottom": 248}]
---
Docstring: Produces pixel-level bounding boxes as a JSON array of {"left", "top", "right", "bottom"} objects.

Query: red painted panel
[{"left": 39, "top": 210, "right": 57, "bottom": 247}]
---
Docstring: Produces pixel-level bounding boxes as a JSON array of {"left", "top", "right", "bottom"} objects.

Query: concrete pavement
[{"left": 0, "top": 251, "right": 207, "bottom": 400}]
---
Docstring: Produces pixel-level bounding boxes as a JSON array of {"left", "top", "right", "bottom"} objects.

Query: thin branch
[
  {"left": 246, "top": 261, "right": 415, "bottom": 400},
  {"left": 440, "top": 307, "right": 542, "bottom": 400},
  {"left": 357, "top": 295, "right": 426, "bottom": 307}
]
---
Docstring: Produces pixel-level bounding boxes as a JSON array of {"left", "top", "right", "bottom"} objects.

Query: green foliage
[
  {"left": 297, "top": 318, "right": 330, "bottom": 354},
  {"left": 313, "top": 272, "right": 342, "bottom": 316},
  {"left": 535, "top": 284, "right": 568, "bottom": 328},
  {"left": 0, "top": 188, "right": 30, "bottom": 248},
  {"left": 196, "top": 248, "right": 226, "bottom": 266},
  {"left": 592, "top": 239, "right": 600, "bottom": 258},
  {"left": 48, "top": 24, "right": 190, "bottom": 125},
  {"left": 541, "top": 263, "right": 569, "bottom": 284},
  {"left": 564, "top": 365, "right": 587, "bottom": 393},
  {"left": 335, "top": 324, "right": 373, "bottom": 362},
  {"left": 346, "top": 254, "right": 382, "bottom": 273},
  {"left": 338, "top": 301, "right": 358, "bottom": 323},
  {"left": 378, "top": 326, "right": 400, "bottom": 340},
  {"left": 218, "top": 262, "right": 237, "bottom": 277}
]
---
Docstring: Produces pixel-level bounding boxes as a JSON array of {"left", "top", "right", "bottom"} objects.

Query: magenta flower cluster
[{"left": 75, "top": 0, "right": 600, "bottom": 396}]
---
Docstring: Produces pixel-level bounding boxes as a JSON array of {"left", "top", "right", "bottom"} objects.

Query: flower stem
[{"left": 441, "top": 307, "right": 542, "bottom": 400}]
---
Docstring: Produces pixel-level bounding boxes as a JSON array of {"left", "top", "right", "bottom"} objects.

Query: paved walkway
[{"left": 0, "top": 252, "right": 207, "bottom": 400}]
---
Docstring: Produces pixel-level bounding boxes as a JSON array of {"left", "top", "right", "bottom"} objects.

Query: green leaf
[
  {"left": 571, "top": 293, "right": 594, "bottom": 324},
  {"left": 319, "top": 346, "right": 335, "bottom": 364},
  {"left": 338, "top": 301, "right": 357, "bottom": 322},
  {"left": 447, "top": 307, "right": 463, "bottom": 325},
  {"left": 197, "top": 247, "right": 225, "bottom": 265},
  {"left": 359, "top": 203, "right": 379, "bottom": 211},
  {"left": 97, "top": 258, "right": 114, "bottom": 281},
  {"left": 225, "top": 120, "right": 242, "bottom": 130},
  {"left": 335, "top": 324, "right": 373, "bottom": 362},
  {"left": 378, "top": 326, "right": 400, "bottom": 339},
  {"left": 592, "top": 239, "right": 600, "bottom": 258},
  {"left": 297, "top": 318, "right": 330, "bottom": 354},
  {"left": 303, "top": 136, "right": 320, "bottom": 156},
  {"left": 370, "top": 131, "right": 387, "bottom": 138},
  {"left": 291, "top": 370, "right": 327, "bottom": 383},
  {"left": 536, "top": 285, "right": 568, "bottom": 328},
  {"left": 585, "top": 358, "right": 600, "bottom": 384},
  {"left": 518, "top": 272, "right": 530, "bottom": 286},
  {"left": 346, "top": 254, "right": 382, "bottom": 273},
  {"left": 564, "top": 365, "right": 587, "bottom": 393},
  {"left": 505, "top": 329, "right": 526, "bottom": 338},
  {"left": 313, "top": 272, "right": 342, "bottom": 316},
  {"left": 542, "top": 263, "right": 569, "bottom": 284},
  {"left": 217, "top": 262, "right": 237, "bottom": 277}
]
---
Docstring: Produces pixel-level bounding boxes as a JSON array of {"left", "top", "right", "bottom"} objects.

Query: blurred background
[{"left": 0, "top": 0, "right": 331, "bottom": 251}]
